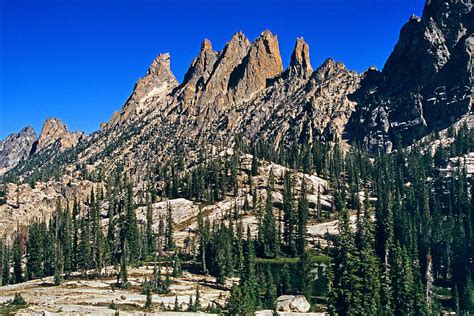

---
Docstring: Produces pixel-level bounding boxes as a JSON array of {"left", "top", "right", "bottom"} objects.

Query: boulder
[{"left": 276, "top": 295, "right": 311, "bottom": 313}]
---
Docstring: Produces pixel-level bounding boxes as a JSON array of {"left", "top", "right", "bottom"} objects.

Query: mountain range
[{"left": 0, "top": 0, "right": 470, "bottom": 234}]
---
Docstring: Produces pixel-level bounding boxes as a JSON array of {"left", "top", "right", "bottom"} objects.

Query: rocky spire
[
  {"left": 181, "top": 39, "right": 217, "bottom": 86},
  {"left": 287, "top": 38, "right": 313, "bottom": 79},
  {"left": 36, "top": 117, "right": 83, "bottom": 152},
  {"left": 197, "top": 32, "right": 251, "bottom": 109},
  {"left": 147, "top": 53, "right": 172, "bottom": 77},
  {"left": 229, "top": 30, "right": 283, "bottom": 103},
  {"left": 175, "top": 39, "right": 218, "bottom": 111}
]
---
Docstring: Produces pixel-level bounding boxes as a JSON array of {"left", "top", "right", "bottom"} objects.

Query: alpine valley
[{"left": 0, "top": 0, "right": 473, "bottom": 315}]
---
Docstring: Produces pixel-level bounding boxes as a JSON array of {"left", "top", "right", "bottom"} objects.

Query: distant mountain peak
[
  {"left": 36, "top": 117, "right": 83, "bottom": 152},
  {"left": 0, "top": 126, "right": 37, "bottom": 175}
]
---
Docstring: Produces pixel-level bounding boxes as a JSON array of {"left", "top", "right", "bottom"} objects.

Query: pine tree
[
  {"left": 263, "top": 265, "right": 277, "bottom": 309},
  {"left": 283, "top": 171, "right": 296, "bottom": 255},
  {"left": 145, "top": 194, "right": 155, "bottom": 257},
  {"left": 241, "top": 227, "right": 257, "bottom": 310},
  {"left": 12, "top": 231, "right": 23, "bottom": 284},
  {"left": 197, "top": 208, "right": 208, "bottom": 274},
  {"left": 227, "top": 285, "right": 245, "bottom": 315},
  {"left": 298, "top": 250, "right": 312, "bottom": 301},
  {"left": 279, "top": 263, "right": 291, "bottom": 295},
  {"left": 72, "top": 197, "right": 79, "bottom": 270},
  {"left": 392, "top": 244, "right": 415, "bottom": 315},
  {"left": 464, "top": 275, "right": 474, "bottom": 314},
  {"left": 118, "top": 241, "right": 129, "bottom": 287},
  {"left": 42, "top": 223, "right": 54, "bottom": 276},
  {"left": 174, "top": 295, "right": 181, "bottom": 311},
  {"left": 188, "top": 294, "right": 194, "bottom": 312},
  {"left": 355, "top": 200, "right": 381, "bottom": 314},
  {"left": 251, "top": 147, "right": 259, "bottom": 176},
  {"left": 2, "top": 244, "right": 10, "bottom": 285},
  {"left": 106, "top": 204, "right": 117, "bottom": 266},
  {"left": 78, "top": 216, "right": 92, "bottom": 277},
  {"left": 214, "top": 223, "right": 233, "bottom": 285},
  {"left": 172, "top": 251, "right": 182, "bottom": 277},
  {"left": 125, "top": 182, "right": 139, "bottom": 263},
  {"left": 63, "top": 203, "right": 73, "bottom": 276},
  {"left": 53, "top": 243, "right": 64, "bottom": 285},
  {"left": 27, "top": 222, "right": 43, "bottom": 280},
  {"left": 330, "top": 203, "right": 362, "bottom": 314},
  {"left": 144, "top": 278, "right": 153, "bottom": 310},
  {"left": 165, "top": 203, "right": 175, "bottom": 251},
  {"left": 296, "top": 178, "right": 309, "bottom": 255},
  {"left": 195, "top": 285, "right": 201, "bottom": 310},
  {"left": 260, "top": 189, "right": 278, "bottom": 258},
  {"left": 229, "top": 152, "right": 239, "bottom": 196}
]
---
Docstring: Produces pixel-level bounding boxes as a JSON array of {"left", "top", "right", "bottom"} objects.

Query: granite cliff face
[
  {"left": 0, "top": 127, "right": 37, "bottom": 174},
  {"left": 345, "top": 0, "right": 472, "bottom": 152}
]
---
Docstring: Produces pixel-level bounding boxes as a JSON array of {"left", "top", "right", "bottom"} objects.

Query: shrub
[{"left": 12, "top": 293, "right": 26, "bottom": 305}]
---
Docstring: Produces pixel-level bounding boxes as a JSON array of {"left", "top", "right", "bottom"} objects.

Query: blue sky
[{"left": 0, "top": 0, "right": 425, "bottom": 139}]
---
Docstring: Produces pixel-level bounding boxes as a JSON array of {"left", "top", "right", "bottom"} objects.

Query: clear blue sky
[{"left": 0, "top": 0, "right": 425, "bottom": 139}]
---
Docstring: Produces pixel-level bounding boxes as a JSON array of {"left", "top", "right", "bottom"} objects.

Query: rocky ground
[
  {"left": 0, "top": 264, "right": 333, "bottom": 315},
  {"left": 0, "top": 157, "right": 341, "bottom": 315},
  {"left": 0, "top": 155, "right": 335, "bottom": 244},
  {"left": 0, "top": 265, "right": 228, "bottom": 315}
]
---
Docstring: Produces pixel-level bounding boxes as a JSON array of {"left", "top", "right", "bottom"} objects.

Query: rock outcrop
[
  {"left": 0, "top": 126, "right": 37, "bottom": 174},
  {"left": 276, "top": 295, "right": 311, "bottom": 313},
  {"left": 345, "top": 0, "right": 473, "bottom": 153},
  {"left": 36, "top": 117, "right": 83, "bottom": 152}
]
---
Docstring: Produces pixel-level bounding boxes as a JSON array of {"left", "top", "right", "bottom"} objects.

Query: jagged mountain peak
[
  {"left": 311, "top": 58, "right": 350, "bottom": 82},
  {"left": 36, "top": 117, "right": 83, "bottom": 152},
  {"left": 227, "top": 31, "right": 251, "bottom": 49},
  {"left": 346, "top": 0, "right": 472, "bottom": 153},
  {"left": 146, "top": 53, "right": 173, "bottom": 77},
  {"left": 175, "top": 38, "right": 219, "bottom": 111},
  {"left": 0, "top": 126, "right": 37, "bottom": 175},
  {"left": 176, "top": 30, "right": 285, "bottom": 115},
  {"left": 200, "top": 38, "right": 213, "bottom": 51},
  {"left": 109, "top": 53, "right": 178, "bottom": 125},
  {"left": 228, "top": 29, "right": 283, "bottom": 103}
]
